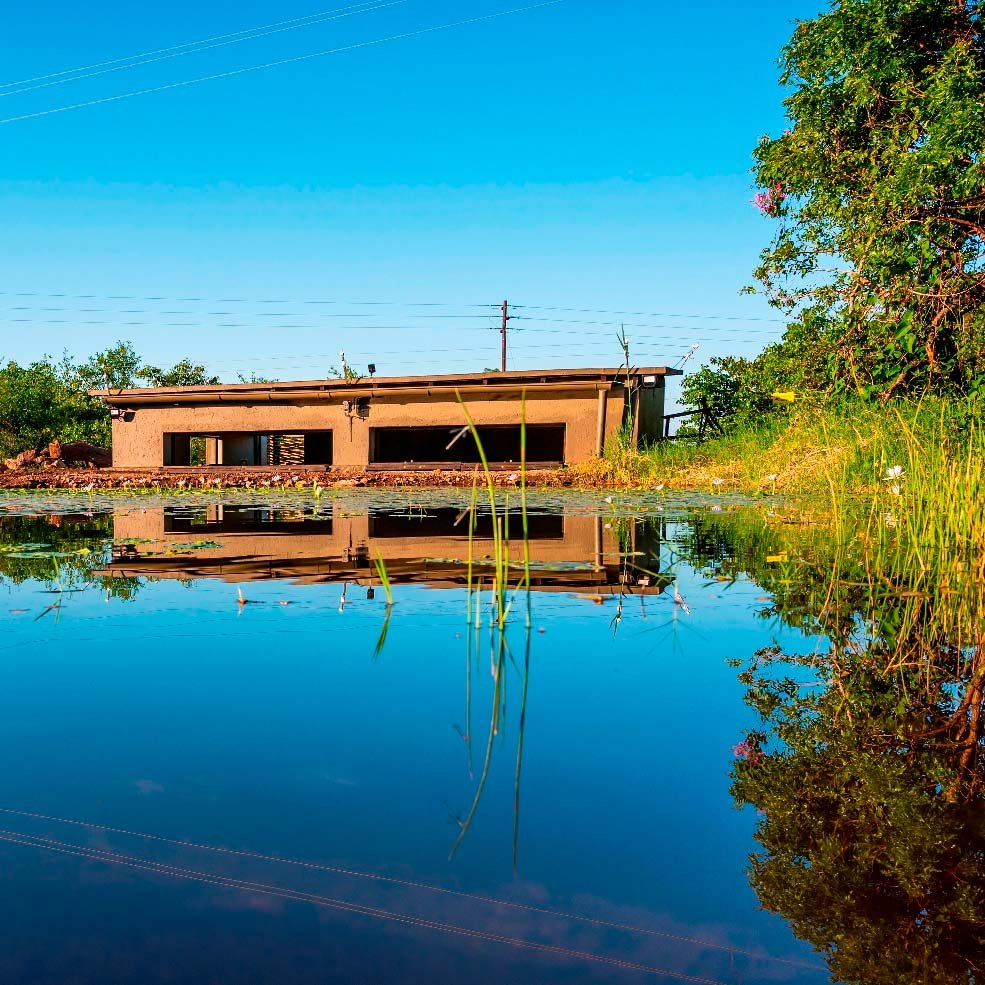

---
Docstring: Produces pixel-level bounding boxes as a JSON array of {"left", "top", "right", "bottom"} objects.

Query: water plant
[
  {"left": 448, "top": 393, "right": 535, "bottom": 862},
  {"left": 373, "top": 551, "right": 393, "bottom": 608}
]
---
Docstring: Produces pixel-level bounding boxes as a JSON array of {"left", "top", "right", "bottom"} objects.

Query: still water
[{"left": 0, "top": 490, "right": 973, "bottom": 984}]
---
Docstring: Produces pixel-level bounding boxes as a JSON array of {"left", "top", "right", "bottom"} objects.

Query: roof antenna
[{"left": 676, "top": 343, "right": 700, "bottom": 370}]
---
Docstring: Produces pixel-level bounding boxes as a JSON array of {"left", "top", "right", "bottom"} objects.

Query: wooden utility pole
[{"left": 500, "top": 299, "right": 509, "bottom": 372}]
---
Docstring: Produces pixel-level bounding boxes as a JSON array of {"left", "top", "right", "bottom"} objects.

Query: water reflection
[
  {"left": 675, "top": 511, "right": 985, "bottom": 984},
  {"left": 101, "top": 504, "right": 672, "bottom": 598},
  {"left": 0, "top": 496, "right": 878, "bottom": 984},
  {"left": 1, "top": 503, "right": 674, "bottom": 870}
]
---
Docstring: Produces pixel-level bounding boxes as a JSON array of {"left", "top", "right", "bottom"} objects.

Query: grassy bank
[
  {"left": 583, "top": 398, "right": 983, "bottom": 495},
  {"left": 1, "top": 399, "right": 981, "bottom": 496}
]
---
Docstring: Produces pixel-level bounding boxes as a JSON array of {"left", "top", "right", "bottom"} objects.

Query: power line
[
  {"left": 0, "top": 306, "right": 784, "bottom": 335},
  {"left": 0, "top": 0, "right": 568, "bottom": 125},
  {"left": 0, "top": 0, "right": 408, "bottom": 100},
  {"left": 0, "top": 292, "right": 782, "bottom": 326},
  {"left": 0, "top": 317, "right": 774, "bottom": 345},
  {"left": 513, "top": 315, "right": 782, "bottom": 335},
  {"left": 0, "top": 291, "right": 498, "bottom": 307},
  {"left": 200, "top": 341, "right": 701, "bottom": 362},
  {"left": 513, "top": 304, "right": 786, "bottom": 324},
  {"left": 0, "top": 1, "right": 399, "bottom": 90},
  {"left": 0, "top": 307, "right": 497, "bottom": 319}
]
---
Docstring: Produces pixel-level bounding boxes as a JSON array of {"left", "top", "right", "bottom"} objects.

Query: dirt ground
[{"left": 0, "top": 466, "right": 594, "bottom": 490}]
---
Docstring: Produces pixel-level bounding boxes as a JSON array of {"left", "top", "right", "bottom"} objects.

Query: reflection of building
[
  {"left": 95, "top": 368, "right": 680, "bottom": 471},
  {"left": 100, "top": 505, "right": 670, "bottom": 596}
]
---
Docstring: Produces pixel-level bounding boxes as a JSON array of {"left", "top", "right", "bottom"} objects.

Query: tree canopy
[
  {"left": 751, "top": 0, "right": 985, "bottom": 400},
  {"left": 0, "top": 343, "right": 224, "bottom": 457}
]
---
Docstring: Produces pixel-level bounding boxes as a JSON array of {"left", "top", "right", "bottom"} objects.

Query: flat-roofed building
[{"left": 96, "top": 366, "right": 680, "bottom": 471}]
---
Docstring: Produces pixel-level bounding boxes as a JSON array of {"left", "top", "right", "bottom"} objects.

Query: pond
[{"left": 0, "top": 490, "right": 979, "bottom": 984}]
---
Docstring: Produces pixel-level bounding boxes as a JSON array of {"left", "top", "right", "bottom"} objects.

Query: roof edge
[{"left": 93, "top": 366, "right": 682, "bottom": 402}]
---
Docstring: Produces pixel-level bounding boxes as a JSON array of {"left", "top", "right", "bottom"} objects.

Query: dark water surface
[{"left": 0, "top": 490, "right": 938, "bottom": 984}]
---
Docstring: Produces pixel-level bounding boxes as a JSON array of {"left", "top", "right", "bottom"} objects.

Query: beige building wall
[{"left": 109, "top": 384, "right": 664, "bottom": 469}]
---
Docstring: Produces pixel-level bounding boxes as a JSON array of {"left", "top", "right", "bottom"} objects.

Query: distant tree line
[{"left": 0, "top": 341, "right": 221, "bottom": 457}]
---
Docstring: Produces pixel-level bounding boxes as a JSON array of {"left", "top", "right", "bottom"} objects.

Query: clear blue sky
[{"left": 0, "top": 0, "right": 820, "bottom": 401}]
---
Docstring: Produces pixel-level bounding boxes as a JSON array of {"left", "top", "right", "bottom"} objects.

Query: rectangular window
[
  {"left": 164, "top": 505, "right": 332, "bottom": 534},
  {"left": 368, "top": 507, "right": 563, "bottom": 539},
  {"left": 163, "top": 431, "right": 333, "bottom": 467},
  {"left": 369, "top": 424, "right": 565, "bottom": 467}
]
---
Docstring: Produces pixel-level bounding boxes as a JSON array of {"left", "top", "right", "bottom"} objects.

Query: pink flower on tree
[
  {"left": 753, "top": 183, "right": 785, "bottom": 216},
  {"left": 732, "top": 739, "right": 764, "bottom": 765}
]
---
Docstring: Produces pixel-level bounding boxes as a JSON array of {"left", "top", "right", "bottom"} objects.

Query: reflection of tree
[
  {"left": 0, "top": 513, "right": 143, "bottom": 601},
  {"left": 675, "top": 510, "right": 985, "bottom": 984},
  {"left": 734, "top": 652, "right": 985, "bottom": 985}
]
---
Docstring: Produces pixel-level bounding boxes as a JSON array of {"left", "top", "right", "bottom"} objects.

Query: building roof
[{"left": 94, "top": 366, "right": 681, "bottom": 405}]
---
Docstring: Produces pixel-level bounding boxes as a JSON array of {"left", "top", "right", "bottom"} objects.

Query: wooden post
[
  {"left": 596, "top": 389, "right": 608, "bottom": 455},
  {"left": 500, "top": 299, "right": 509, "bottom": 372}
]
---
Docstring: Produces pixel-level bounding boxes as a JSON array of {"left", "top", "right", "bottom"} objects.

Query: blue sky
[{"left": 0, "top": 0, "right": 821, "bottom": 398}]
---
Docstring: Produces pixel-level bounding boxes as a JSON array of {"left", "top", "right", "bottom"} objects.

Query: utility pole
[{"left": 500, "top": 299, "right": 510, "bottom": 372}]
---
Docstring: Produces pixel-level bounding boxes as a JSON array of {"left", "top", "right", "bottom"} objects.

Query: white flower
[
  {"left": 891, "top": 484, "right": 902, "bottom": 496},
  {"left": 654, "top": 483, "right": 665, "bottom": 491},
  {"left": 711, "top": 505, "right": 723, "bottom": 512},
  {"left": 711, "top": 477, "right": 724, "bottom": 487},
  {"left": 765, "top": 473, "right": 779, "bottom": 482},
  {"left": 271, "top": 474, "right": 283, "bottom": 483},
  {"left": 884, "top": 465, "right": 905, "bottom": 481}
]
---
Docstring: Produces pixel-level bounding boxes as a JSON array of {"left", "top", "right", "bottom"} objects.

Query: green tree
[
  {"left": 1, "top": 343, "right": 227, "bottom": 455},
  {"left": 140, "top": 358, "right": 221, "bottom": 387},
  {"left": 0, "top": 358, "right": 72, "bottom": 456},
  {"left": 677, "top": 353, "right": 788, "bottom": 433},
  {"left": 752, "top": 0, "right": 985, "bottom": 400}
]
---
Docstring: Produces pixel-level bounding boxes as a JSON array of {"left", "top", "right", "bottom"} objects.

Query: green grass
[{"left": 584, "top": 397, "right": 984, "bottom": 496}]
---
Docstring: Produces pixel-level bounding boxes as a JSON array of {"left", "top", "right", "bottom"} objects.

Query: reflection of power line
[
  {"left": 0, "top": 830, "right": 728, "bottom": 985},
  {"left": 0, "top": 0, "right": 569, "bottom": 125},
  {"left": 0, "top": 809, "right": 823, "bottom": 973}
]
